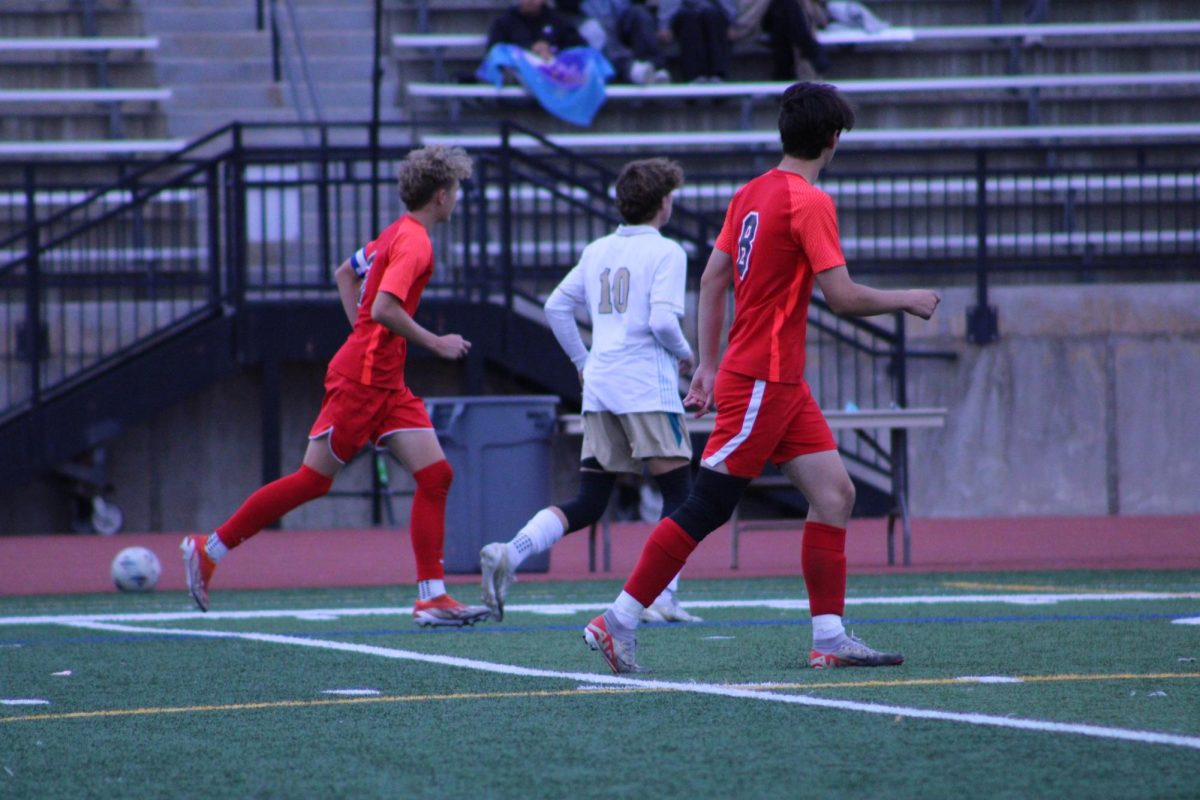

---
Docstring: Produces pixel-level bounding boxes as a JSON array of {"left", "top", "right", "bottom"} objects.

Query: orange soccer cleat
[
  {"left": 180, "top": 535, "right": 217, "bottom": 612},
  {"left": 412, "top": 594, "right": 492, "bottom": 628}
]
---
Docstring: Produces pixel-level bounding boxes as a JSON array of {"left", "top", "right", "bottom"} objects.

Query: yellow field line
[
  {"left": 0, "top": 687, "right": 645, "bottom": 724},
  {"left": 940, "top": 581, "right": 1117, "bottom": 593},
  {"left": 741, "top": 672, "right": 1200, "bottom": 691},
  {"left": 5, "top": 671, "right": 1197, "bottom": 724}
]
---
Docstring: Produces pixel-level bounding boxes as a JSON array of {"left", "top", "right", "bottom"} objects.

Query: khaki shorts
[{"left": 580, "top": 411, "right": 692, "bottom": 474}]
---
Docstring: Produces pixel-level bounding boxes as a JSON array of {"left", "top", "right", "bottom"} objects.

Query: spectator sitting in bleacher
[
  {"left": 575, "top": 0, "right": 672, "bottom": 84},
  {"left": 487, "top": 0, "right": 587, "bottom": 63},
  {"left": 804, "top": 0, "right": 890, "bottom": 35},
  {"left": 480, "top": 0, "right": 615, "bottom": 126},
  {"left": 657, "top": 0, "right": 736, "bottom": 83},
  {"left": 730, "top": 0, "right": 830, "bottom": 80}
]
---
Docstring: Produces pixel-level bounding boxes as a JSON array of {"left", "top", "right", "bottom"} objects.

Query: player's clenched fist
[
  {"left": 906, "top": 290, "right": 941, "bottom": 320},
  {"left": 433, "top": 333, "right": 471, "bottom": 360}
]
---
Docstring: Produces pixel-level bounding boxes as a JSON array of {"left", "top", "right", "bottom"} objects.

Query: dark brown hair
[
  {"left": 778, "top": 82, "right": 856, "bottom": 159},
  {"left": 614, "top": 158, "right": 685, "bottom": 224}
]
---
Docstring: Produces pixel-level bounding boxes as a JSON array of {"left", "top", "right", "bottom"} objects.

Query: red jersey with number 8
[
  {"left": 713, "top": 169, "right": 845, "bottom": 384},
  {"left": 328, "top": 214, "right": 433, "bottom": 389}
]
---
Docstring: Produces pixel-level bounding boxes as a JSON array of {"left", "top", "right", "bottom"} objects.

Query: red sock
[
  {"left": 622, "top": 519, "right": 699, "bottom": 607},
  {"left": 410, "top": 460, "right": 453, "bottom": 582},
  {"left": 801, "top": 521, "right": 847, "bottom": 617},
  {"left": 216, "top": 465, "right": 333, "bottom": 548}
]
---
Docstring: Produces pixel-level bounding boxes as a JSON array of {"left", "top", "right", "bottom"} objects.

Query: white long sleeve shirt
[{"left": 544, "top": 224, "right": 692, "bottom": 414}]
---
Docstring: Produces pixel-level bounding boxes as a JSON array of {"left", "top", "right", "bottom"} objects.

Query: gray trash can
[{"left": 426, "top": 395, "right": 558, "bottom": 574}]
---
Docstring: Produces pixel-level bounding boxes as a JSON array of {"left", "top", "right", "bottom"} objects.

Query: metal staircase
[{"left": 2, "top": 119, "right": 938, "bottom": 518}]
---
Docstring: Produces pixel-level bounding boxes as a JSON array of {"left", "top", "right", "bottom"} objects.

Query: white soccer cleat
[
  {"left": 479, "top": 542, "right": 516, "bottom": 621},
  {"left": 583, "top": 611, "right": 647, "bottom": 674},
  {"left": 640, "top": 590, "right": 703, "bottom": 624},
  {"left": 809, "top": 632, "right": 904, "bottom": 668}
]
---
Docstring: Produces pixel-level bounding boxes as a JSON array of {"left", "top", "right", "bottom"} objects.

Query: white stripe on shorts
[{"left": 701, "top": 378, "right": 766, "bottom": 469}]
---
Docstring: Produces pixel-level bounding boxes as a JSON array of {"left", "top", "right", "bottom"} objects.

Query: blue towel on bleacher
[{"left": 477, "top": 44, "right": 614, "bottom": 127}]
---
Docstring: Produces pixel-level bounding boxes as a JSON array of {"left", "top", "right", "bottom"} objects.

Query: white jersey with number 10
[{"left": 546, "top": 224, "right": 690, "bottom": 415}]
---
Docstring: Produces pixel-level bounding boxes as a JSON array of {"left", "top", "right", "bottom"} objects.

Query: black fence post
[
  {"left": 892, "top": 312, "right": 912, "bottom": 565},
  {"left": 206, "top": 161, "right": 222, "bottom": 304},
  {"left": 318, "top": 125, "right": 332, "bottom": 281},
  {"left": 269, "top": 0, "right": 282, "bottom": 82},
  {"left": 225, "top": 124, "right": 247, "bottom": 317},
  {"left": 370, "top": 0, "right": 384, "bottom": 234},
  {"left": 499, "top": 122, "right": 514, "bottom": 315},
  {"left": 475, "top": 157, "right": 491, "bottom": 304},
  {"left": 893, "top": 311, "right": 908, "bottom": 408},
  {"left": 967, "top": 149, "right": 999, "bottom": 344},
  {"left": 22, "top": 165, "right": 43, "bottom": 412}
]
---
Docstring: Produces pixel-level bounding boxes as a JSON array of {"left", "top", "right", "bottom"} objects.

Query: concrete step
[
  {"left": 151, "top": 31, "right": 270, "bottom": 60},
  {"left": 150, "top": 28, "right": 376, "bottom": 59},
  {"left": 167, "top": 80, "right": 376, "bottom": 112},
  {"left": 137, "top": 7, "right": 259, "bottom": 35},
  {"left": 0, "top": 9, "right": 144, "bottom": 38},
  {"left": 0, "top": 63, "right": 158, "bottom": 87},
  {"left": 0, "top": 114, "right": 168, "bottom": 141},
  {"left": 141, "top": 5, "right": 375, "bottom": 35},
  {"left": 164, "top": 108, "right": 321, "bottom": 136},
  {"left": 3, "top": 0, "right": 137, "bottom": 11},
  {"left": 156, "top": 56, "right": 374, "bottom": 84}
]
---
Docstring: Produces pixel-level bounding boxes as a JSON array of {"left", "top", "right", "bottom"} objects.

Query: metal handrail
[
  {"left": 6, "top": 119, "right": 1196, "bottom": 425},
  {"left": 274, "top": 0, "right": 326, "bottom": 125}
]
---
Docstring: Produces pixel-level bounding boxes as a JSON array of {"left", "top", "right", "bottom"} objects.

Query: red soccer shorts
[
  {"left": 700, "top": 369, "right": 836, "bottom": 479},
  {"left": 308, "top": 370, "right": 433, "bottom": 463}
]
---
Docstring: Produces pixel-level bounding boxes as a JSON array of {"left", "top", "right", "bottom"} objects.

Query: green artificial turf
[{"left": 1, "top": 569, "right": 1197, "bottom": 799}]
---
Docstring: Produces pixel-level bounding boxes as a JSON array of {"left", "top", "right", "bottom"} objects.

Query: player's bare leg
[
  {"left": 386, "top": 430, "right": 489, "bottom": 626},
  {"left": 183, "top": 436, "right": 340, "bottom": 612},
  {"left": 783, "top": 450, "right": 902, "bottom": 667}
]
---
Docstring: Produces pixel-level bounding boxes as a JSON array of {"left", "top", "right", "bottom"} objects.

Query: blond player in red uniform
[
  {"left": 584, "top": 82, "right": 941, "bottom": 672},
  {"left": 181, "top": 146, "right": 490, "bottom": 627}
]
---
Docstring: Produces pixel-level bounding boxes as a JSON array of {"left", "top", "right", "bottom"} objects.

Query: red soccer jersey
[
  {"left": 713, "top": 169, "right": 846, "bottom": 384},
  {"left": 328, "top": 214, "right": 434, "bottom": 388}
]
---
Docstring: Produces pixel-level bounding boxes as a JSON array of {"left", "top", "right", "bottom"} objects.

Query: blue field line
[{"left": 1, "top": 610, "right": 1191, "bottom": 649}]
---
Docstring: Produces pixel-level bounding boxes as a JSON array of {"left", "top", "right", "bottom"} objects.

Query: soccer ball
[{"left": 111, "top": 546, "right": 161, "bottom": 593}]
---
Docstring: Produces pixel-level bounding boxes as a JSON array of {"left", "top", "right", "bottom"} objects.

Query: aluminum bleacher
[
  {"left": 406, "top": 70, "right": 1200, "bottom": 129},
  {"left": 0, "top": 35, "right": 159, "bottom": 53},
  {"left": 0, "top": 22, "right": 174, "bottom": 160},
  {"left": 394, "top": 16, "right": 1200, "bottom": 154},
  {"left": 0, "top": 139, "right": 186, "bottom": 157},
  {"left": 416, "top": 121, "right": 1200, "bottom": 151},
  {"left": 392, "top": 19, "right": 1200, "bottom": 53}
]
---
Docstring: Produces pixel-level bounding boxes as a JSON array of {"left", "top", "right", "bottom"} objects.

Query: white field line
[
  {"left": 59, "top": 619, "right": 1200, "bottom": 752},
  {"left": 2, "top": 591, "right": 1198, "bottom": 626}
]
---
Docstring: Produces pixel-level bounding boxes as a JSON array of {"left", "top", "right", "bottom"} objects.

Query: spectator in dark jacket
[
  {"left": 578, "top": 0, "right": 670, "bottom": 84},
  {"left": 488, "top": 0, "right": 587, "bottom": 61},
  {"left": 730, "top": 0, "right": 829, "bottom": 80},
  {"left": 657, "top": 0, "right": 736, "bottom": 83}
]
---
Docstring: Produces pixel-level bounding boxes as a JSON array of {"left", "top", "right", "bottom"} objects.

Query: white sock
[
  {"left": 651, "top": 572, "right": 683, "bottom": 607},
  {"left": 418, "top": 579, "right": 446, "bottom": 601},
  {"left": 204, "top": 533, "right": 229, "bottom": 563},
  {"left": 506, "top": 508, "right": 565, "bottom": 569},
  {"left": 811, "top": 613, "right": 845, "bottom": 646},
  {"left": 610, "top": 591, "right": 644, "bottom": 630}
]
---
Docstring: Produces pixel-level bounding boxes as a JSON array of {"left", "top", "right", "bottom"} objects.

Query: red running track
[{"left": 3, "top": 514, "right": 1198, "bottom": 597}]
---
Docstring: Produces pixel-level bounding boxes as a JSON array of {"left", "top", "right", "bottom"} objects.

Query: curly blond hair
[{"left": 397, "top": 145, "right": 474, "bottom": 210}]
